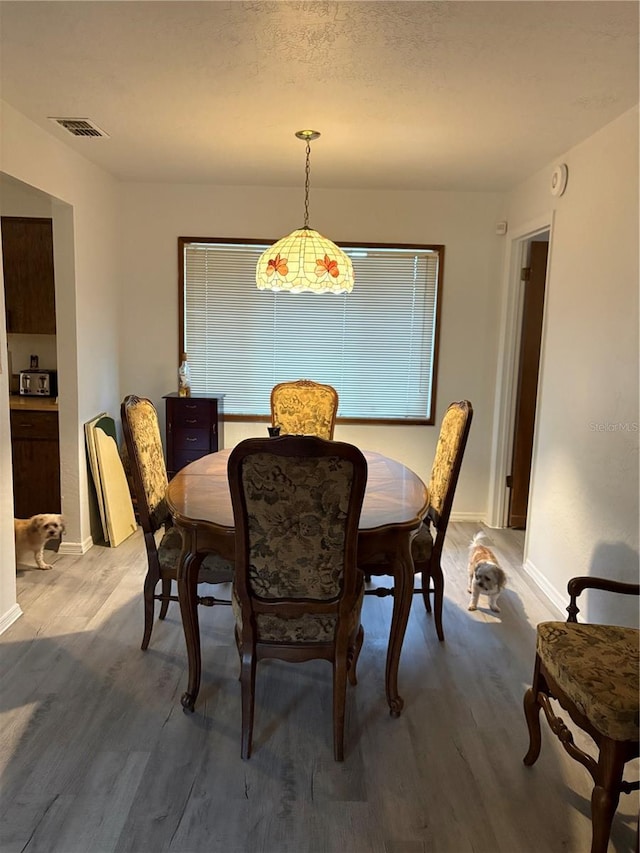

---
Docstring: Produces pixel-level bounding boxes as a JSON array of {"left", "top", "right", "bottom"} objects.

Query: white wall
[
  {"left": 2, "top": 97, "right": 637, "bottom": 635},
  {"left": 0, "top": 203, "right": 21, "bottom": 632},
  {"left": 0, "top": 102, "right": 121, "bottom": 626},
  {"left": 503, "top": 106, "right": 639, "bottom": 627},
  {"left": 0, "top": 100, "right": 505, "bottom": 633},
  {"left": 118, "top": 183, "right": 505, "bottom": 513}
]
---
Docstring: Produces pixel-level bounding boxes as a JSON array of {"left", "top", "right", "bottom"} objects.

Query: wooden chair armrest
[{"left": 566, "top": 575, "right": 640, "bottom": 622}]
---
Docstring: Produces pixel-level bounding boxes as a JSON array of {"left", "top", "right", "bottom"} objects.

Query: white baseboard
[
  {"left": 0, "top": 603, "right": 23, "bottom": 635},
  {"left": 58, "top": 536, "right": 94, "bottom": 556},
  {"left": 523, "top": 557, "right": 565, "bottom": 618},
  {"left": 450, "top": 512, "right": 485, "bottom": 523}
]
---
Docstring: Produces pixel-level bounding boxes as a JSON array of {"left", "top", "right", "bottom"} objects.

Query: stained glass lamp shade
[
  {"left": 256, "top": 131, "right": 354, "bottom": 295},
  {"left": 256, "top": 228, "right": 353, "bottom": 294}
]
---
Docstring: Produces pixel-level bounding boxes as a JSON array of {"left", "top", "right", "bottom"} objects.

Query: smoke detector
[
  {"left": 550, "top": 163, "right": 568, "bottom": 197},
  {"left": 48, "top": 117, "right": 109, "bottom": 138}
]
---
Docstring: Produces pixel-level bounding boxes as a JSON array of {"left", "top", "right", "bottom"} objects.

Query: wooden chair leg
[
  {"left": 158, "top": 578, "right": 172, "bottom": 620},
  {"left": 431, "top": 561, "right": 445, "bottom": 642},
  {"left": 421, "top": 568, "right": 433, "bottom": 613},
  {"left": 590, "top": 739, "right": 626, "bottom": 853},
  {"left": 141, "top": 570, "right": 159, "bottom": 651},
  {"left": 522, "top": 691, "right": 543, "bottom": 766},
  {"left": 240, "top": 648, "right": 256, "bottom": 760},
  {"left": 348, "top": 625, "right": 364, "bottom": 686},
  {"left": 333, "top": 650, "right": 348, "bottom": 762},
  {"left": 523, "top": 656, "right": 544, "bottom": 766}
]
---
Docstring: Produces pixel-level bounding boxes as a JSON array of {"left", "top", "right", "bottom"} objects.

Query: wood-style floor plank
[{"left": 1, "top": 522, "right": 638, "bottom": 852}]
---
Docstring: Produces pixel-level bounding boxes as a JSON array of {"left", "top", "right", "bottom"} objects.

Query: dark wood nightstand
[{"left": 163, "top": 393, "right": 225, "bottom": 478}]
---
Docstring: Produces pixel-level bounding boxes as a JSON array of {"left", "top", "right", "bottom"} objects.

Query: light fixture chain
[
  {"left": 256, "top": 129, "right": 353, "bottom": 293},
  {"left": 304, "top": 140, "right": 311, "bottom": 228}
]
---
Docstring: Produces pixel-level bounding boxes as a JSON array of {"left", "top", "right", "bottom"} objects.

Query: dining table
[{"left": 165, "top": 445, "right": 429, "bottom": 717}]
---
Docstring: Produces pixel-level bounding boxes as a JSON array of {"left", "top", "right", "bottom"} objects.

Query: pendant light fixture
[{"left": 256, "top": 130, "right": 354, "bottom": 294}]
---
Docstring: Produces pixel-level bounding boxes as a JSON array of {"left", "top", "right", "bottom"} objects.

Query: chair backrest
[
  {"left": 427, "top": 400, "right": 473, "bottom": 536},
  {"left": 121, "top": 394, "right": 169, "bottom": 536},
  {"left": 228, "top": 435, "right": 367, "bottom": 626},
  {"left": 270, "top": 379, "right": 339, "bottom": 440}
]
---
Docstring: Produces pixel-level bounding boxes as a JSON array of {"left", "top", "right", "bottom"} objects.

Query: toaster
[{"left": 19, "top": 369, "right": 58, "bottom": 397}]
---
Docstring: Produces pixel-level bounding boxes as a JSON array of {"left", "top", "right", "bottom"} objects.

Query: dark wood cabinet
[
  {"left": 164, "top": 393, "right": 224, "bottom": 478},
  {"left": 1, "top": 216, "right": 56, "bottom": 335},
  {"left": 10, "top": 409, "right": 61, "bottom": 518}
]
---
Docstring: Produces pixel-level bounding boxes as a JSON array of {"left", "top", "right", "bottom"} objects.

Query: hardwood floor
[{"left": 2, "top": 522, "right": 638, "bottom": 852}]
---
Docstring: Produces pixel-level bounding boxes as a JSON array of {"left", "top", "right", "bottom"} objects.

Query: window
[{"left": 179, "top": 238, "right": 443, "bottom": 424}]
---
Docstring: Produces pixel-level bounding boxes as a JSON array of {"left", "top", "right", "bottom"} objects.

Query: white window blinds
[{"left": 182, "top": 240, "right": 442, "bottom": 422}]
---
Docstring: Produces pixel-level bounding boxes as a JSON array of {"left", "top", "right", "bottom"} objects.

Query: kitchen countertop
[{"left": 10, "top": 395, "right": 59, "bottom": 412}]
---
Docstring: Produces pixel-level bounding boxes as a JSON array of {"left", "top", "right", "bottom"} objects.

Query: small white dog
[
  {"left": 14, "top": 514, "right": 65, "bottom": 570},
  {"left": 467, "top": 531, "right": 507, "bottom": 612}
]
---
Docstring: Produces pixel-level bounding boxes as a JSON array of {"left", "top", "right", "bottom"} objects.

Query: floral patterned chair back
[
  {"left": 228, "top": 434, "right": 367, "bottom": 761},
  {"left": 360, "top": 399, "right": 473, "bottom": 643},
  {"left": 122, "top": 395, "right": 169, "bottom": 533},
  {"left": 427, "top": 400, "right": 473, "bottom": 531},
  {"left": 121, "top": 394, "right": 233, "bottom": 650},
  {"left": 270, "top": 379, "right": 339, "bottom": 439}
]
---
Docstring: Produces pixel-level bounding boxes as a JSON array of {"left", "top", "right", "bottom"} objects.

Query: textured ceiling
[{"left": 0, "top": 1, "right": 637, "bottom": 191}]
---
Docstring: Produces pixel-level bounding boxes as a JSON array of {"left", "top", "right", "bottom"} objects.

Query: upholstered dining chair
[
  {"left": 270, "top": 378, "right": 339, "bottom": 439},
  {"left": 121, "top": 394, "right": 233, "bottom": 650},
  {"left": 360, "top": 400, "right": 473, "bottom": 642},
  {"left": 227, "top": 434, "right": 368, "bottom": 761},
  {"left": 523, "top": 576, "right": 639, "bottom": 853}
]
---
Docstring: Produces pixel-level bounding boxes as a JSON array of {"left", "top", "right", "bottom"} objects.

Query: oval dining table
[{"left": 165, "top": 446, "right": 429, "bottom": 717}]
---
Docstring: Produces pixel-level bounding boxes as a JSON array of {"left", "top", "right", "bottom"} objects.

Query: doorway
[
  {"left": 507, "top": 234, "right": 549, "bottom": 529},
  {"left": 1, "top": 175, "right": 69, "bottom": 535}
]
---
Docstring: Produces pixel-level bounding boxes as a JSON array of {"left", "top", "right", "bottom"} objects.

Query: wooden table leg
[
  {"left": 385, "top": 533, "right": 415, "bottom": 717},
  {"left": 177, "top": 531, "right": 202, "bottom": 713}
]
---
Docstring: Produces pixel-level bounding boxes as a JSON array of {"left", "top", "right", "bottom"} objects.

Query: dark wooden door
[{"left": 508, "top": 240, "right": 548, "bottom": 528}]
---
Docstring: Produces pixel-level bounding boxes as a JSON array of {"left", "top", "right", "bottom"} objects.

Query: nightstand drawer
[
  {"left": 169, "top": 399, "right": 211, "bottom": 428},
  {"left": 173, "top": 427, "right": 210, "bottom": 451}
]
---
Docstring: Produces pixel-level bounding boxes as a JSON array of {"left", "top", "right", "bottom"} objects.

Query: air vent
[{"left": 48, "top": 117, "right": 109, "bottom": 138}]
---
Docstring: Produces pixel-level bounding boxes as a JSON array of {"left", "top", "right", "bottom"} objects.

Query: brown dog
[
  {"left": 467, "top": 532, "right": 507, "bottom": 612},
  {"left": 14, "top": 514, "right": 65, "bottom": 570}
]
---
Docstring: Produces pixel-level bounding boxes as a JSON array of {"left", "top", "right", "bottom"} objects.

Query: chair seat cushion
[
  {"left": 159, "top": 527, "right": 234, "bottom": 584},
  {"left": 232, "top": 584, "right": 364, "bottom": 644},
  {"left": 537, "top": 621, "right": 640, "bottom": 742},
  {"left": 360, "top": 521, "right": 433, "bottom": 570},
  {"left": 412, "top": 523, "right": 434, "bottom": 563}
]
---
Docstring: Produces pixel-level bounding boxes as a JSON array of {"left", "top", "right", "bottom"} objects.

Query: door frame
[
  {"left": 487, "top": 211, "right": 555, "bottom": 530},
  {"left": 507, "top": 238, "right": 548, "bottom": 528}
]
